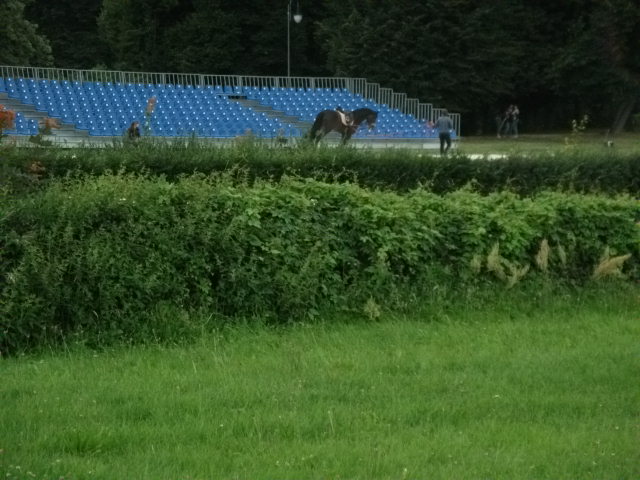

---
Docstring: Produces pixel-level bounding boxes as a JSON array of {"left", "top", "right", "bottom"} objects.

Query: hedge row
[
  {"left": 1, "top": 173, "right": 639, "bottom": 353},
  {"left": 2, "top": 142, "right": 640, "bottom": 195}
]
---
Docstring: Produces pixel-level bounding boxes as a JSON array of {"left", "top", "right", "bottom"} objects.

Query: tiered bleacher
[{"left": 0, "top": 75, "right": 451, "bottom": 141}]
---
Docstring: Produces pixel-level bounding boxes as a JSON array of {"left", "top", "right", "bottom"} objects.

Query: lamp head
[{"left": 293, "top": 1, "right": 302, "bottom": 23}]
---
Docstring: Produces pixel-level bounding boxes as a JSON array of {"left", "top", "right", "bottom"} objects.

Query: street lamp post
[{"left": 287, "top": 0, "right": 303, "bottom": 77}]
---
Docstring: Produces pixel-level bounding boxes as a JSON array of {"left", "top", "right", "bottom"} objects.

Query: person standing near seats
[
  {"left": 435, "top": 109, "right": 454, "bottom": 155},
  {"left": 127, "top": 121, "right": 140, "bottom": 140},
  {"left": 509, "top": 105, "right": 520, "bottom": 138},
  {"left": 498, "top": 104, "right": 514, "bottom": 138}
]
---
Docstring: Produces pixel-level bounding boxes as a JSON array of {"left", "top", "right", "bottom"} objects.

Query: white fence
[{"left": 0, "top": 65, "right": 460, "bottom": 134}]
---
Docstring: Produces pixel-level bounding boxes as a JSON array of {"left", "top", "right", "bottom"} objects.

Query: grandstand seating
[{"left": 0, "top": 76, "right": 447, "bottom": 140}]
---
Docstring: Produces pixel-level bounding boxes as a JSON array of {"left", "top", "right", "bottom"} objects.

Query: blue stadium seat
[{"left": 3, "top": 75, "right": 441, "bottom": 140}]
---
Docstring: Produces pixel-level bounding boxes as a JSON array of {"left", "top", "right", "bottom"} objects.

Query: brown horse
[{"left": 308, "top": 107, "right": 377, "bottom": 145}]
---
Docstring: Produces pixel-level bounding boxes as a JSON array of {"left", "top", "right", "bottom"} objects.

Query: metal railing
[{"left": 0, "top": 65, "right": 460, "bottom": 134}]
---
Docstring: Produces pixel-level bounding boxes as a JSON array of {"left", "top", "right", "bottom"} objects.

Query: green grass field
[
  {"left": 2, "top": 285, "right": 638, "bottom": 480},
  {"left": 456, "top": 132, "right": 640, "bottom": 155}
]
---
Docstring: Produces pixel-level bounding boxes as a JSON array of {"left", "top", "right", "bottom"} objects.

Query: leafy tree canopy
[
  {"left": 25, "top": 0, "right": 106, "bottom": 69},
  {"left": 0, "top": 0, "right": 52, "bottom": 66},
  {"left": 10, "top": 0, "right": 640, "bottom": 132}
]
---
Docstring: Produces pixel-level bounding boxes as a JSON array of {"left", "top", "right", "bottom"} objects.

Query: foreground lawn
[{"left": 1, "top": 286, "right": 639, "bottom": 479}]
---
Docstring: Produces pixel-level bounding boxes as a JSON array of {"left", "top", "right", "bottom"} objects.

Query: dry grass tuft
[
  {"left": 486, "top": 243, "right": 507, "bottom": 281},
  {"left": 592, "top": 248, "right": 632, "bottom": 279},
  {"left": 363, "top": 297, "right": 381, "bottom": 320},
  {"left": 486, "top": 243, "right": 529, "bottom": 287},
  {"left": 556, "top": 245, "right": 567, "bottom": 266},
  {"left": 470, "top": 254, "right": 483, "bottom": 274},
  {"left": 506, "top": 263, "right": 530, "bottom": 288},
  {"left": 535, "top": 239, "right": 550, "bottom": 272}
]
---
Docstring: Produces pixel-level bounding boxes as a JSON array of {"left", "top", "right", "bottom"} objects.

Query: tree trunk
[{"left": 611, "top": 96, "right": 638, "bottom": 134}]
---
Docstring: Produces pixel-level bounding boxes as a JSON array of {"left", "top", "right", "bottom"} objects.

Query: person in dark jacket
[
  {"left": 127, "top": 121, "right": 140, "bottom": 140},
  {"left": 435, "top": 110, "right": 454, "bottom": 155}
]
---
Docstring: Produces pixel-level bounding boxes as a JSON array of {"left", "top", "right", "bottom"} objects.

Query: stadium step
[
  {"left": 231, "top": 97, "right": 312, "bottom": 133},
  {"left": 0, "top": 92, "right": 90, "bottom": 142}
]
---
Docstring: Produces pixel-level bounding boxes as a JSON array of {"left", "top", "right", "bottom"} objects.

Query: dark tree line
[{"left": 1, "top": 0, "right": 638, "bottom": 135}]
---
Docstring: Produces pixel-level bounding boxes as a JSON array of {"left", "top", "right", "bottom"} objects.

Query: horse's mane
[
  {"left": 353, "top": 107, "right": 377, "bottom": 115},
  {"left": 352, "top": 107, "right": 377, "bottom": 120}
]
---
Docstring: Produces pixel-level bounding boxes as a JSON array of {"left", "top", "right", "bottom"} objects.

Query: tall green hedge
[
  {"left": 1, "top": 173, "right": 638, "bottom": 353},
  {"left": 2, "top": 143, "right": 640, "bottom": 195}
]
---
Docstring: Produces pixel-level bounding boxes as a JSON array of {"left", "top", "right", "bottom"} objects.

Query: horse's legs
[
  {"left": 307, "top": 126, "right": 321, "bottom": 145},
  {"left": 313, "top": 128, "right": 326, "bottom": 146},
  {"left": 341, "top": 128, "right": 354, "bottom": 145}
]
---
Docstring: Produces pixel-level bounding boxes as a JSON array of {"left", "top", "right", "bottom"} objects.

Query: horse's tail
[{"left": 307, "top": 111, "right": 325, "bottom": 139}]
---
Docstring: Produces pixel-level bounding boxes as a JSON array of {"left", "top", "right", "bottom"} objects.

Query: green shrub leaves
[
  {"left": 2, "top": 173, "right": 639, "bottom": 353},
  {"left": 2, "top": 145, "right": 640, "bottom": 195}
]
